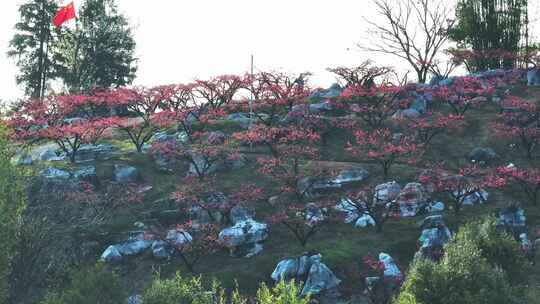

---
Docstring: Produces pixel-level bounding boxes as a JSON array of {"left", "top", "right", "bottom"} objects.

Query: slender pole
[
  {"left": 249, "top": 54, "right": 254, "bottom": 125},
  {"left": 249, "top": 54, "right": 254, "bottom": 151}
]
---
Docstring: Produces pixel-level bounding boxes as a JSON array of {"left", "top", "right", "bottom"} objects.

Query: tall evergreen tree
[
  {"left": 7, "top": 0, "right": 59, "bottom": 99},
  {"left": 450, "top": 0, "right": 529, "bottom": 71},
  {"left": 56, "top": 0, "right": 137, "bottom": 93}
]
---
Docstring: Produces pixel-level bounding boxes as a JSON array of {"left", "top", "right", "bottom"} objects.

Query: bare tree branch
[{"left": 360, "top": 0, "right": 455, "bottom": 83}]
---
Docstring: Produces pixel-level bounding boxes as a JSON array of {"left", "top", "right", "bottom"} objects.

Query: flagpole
[
  {"left": 249, "top": 54, "right": 254, "bottom": 126},
  {"left": 249, "top": 54, "right": 254, "bottom": 151}
]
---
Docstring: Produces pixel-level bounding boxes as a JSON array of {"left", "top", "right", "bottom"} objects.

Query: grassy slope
[{"left": 35, "top": 85, "right": 540, "bottom": 302}]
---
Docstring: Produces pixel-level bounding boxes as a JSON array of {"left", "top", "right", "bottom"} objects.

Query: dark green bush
[
  {"left": 40, "top": 263, "right": 125, "bottom": 304},
  {"left": 454, "top": 217, "right": 527, "bottom": 284},
  {"left": 396, "top": 217, "right": 524, "bottom": 304},
  {"left": 142, "top": 272, "right": 220, "bottom": 304},
  {"left": 255, "top": 280, "right": 310, "bottom": 304},
  {"left": 142, "top": 272, "right": 309, "bottom": 304},
  {"left": 0, "top": 125, "right": 27, "bottom": 304}
]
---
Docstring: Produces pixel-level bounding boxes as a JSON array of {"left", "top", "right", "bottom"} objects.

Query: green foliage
[
  {"left": 142, "top": 272, "right": 310, "bottom": 304},
  {"left": 9, "top": 0, "right": 136, "bottom": 97},
  {"left": 7, "top": 0, "right": 59, "bottom": 98},
  {"left": 142, "top": 272, "right": 219, "bottom": 304},
  {"left": 454, "top": 217, "right": 528, "bottom": 283},
  {"left": 0, "top": 125, "right": 27, "bottom": 304},
  {"left": 55, "top": 0, "right": 137, "bottom": 92},
  {"left": 450, "top": 0, "right": 528, "bottom": 71},
  {"left": 396, "top": 217, "right": 523, "bottom": 304},
  {"left": 40, "top": 263, "right": 125, "bottom": 304},
  {"left": 255, "top": 280, "right": 310, "bottom": 304}
]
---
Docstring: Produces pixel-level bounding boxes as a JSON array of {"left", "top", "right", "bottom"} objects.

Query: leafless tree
[
  {"left": 361, "top": 0, "right": 455, "bottom": 83},
  {"left": 327, "top": 60, "right": 394, "bottom": 88}
]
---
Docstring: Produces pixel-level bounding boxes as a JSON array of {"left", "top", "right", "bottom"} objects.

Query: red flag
[{"left": 53, "top": 2, "right": 76, "bottom": 27}]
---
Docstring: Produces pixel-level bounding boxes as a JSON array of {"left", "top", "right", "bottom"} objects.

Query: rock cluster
[
  {"left": 219, "top": 219, "right": 268, "bottom": 258},
  {"left": 271, "top": 253, "right": 341, "bottom": 297}
]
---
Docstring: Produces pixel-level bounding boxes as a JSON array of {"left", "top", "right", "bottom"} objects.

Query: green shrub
[
  {"left": 142, "top": 272, "right": 309, "bottom": 304},
  {"left": 396, "top": 217, "right": 523, "bottom": 304},
  {"left": 40, "top": 263, "right": 125, "bottom": 304},
  {"left": 0, "top": 125, "right": 27, "bottom": 304},
  {"left": 142, "top": 272, "right": 219, "bottom": 304},
  {"left": 454, "top": 216, "right": 527, "bottom": 283},
  {"left": 255, "top": 280, "right": 310, "bottom": 304}
]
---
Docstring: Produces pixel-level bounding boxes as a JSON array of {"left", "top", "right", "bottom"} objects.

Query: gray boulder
[
  {"left": 332, "top": 168, "right": 369, "bottom": 186},
  {"left": 415, "top": 217, "right": 452, "bottom": 261},
  {"left": 306, "top": 203, "right": 326, "bottom": 226},
  {"left": 230, "top": 206, "right": 255, "bottom": 224},
  {"left": 188, "top": 154, "right": 224, "bottom": 176},
  {"left": 101, "top": 245, "right": 122, "bottom": 263},
  {"left": 151, "top": 131, "right": 178, "bottom": 143},
  {"left": 300, "top": 255, "right": 341, "bottom": 297},
  {"left": 271, "top": 254, "right": 313, "bottom": 281},
  {"left": 419, "top": 226, "right": 452, "bottom": 249},
  {"left": 527, "top": 69, "right": 540, "bottom": 86},
  {"left": 298, "top": 168, "right": 369, "bottom": 194},
  {"left": 151, "top": 240, "right": 171, "bottom": 260},
  {"left": 63, "top": 117, "right": 88, "bottom": 125},
  {"left": 114, "top": 165, "right": 138, "bottom": 183},
  {"left": 310, "top": 101, "right": 333, "bottom": 112},
  {"left": 188, "top": 194, "right": 226, "bottom": 224},
  {"left": 459, "top": 189, "right": 488, "bottom": 205},
  {"left": 118, "top": 240, "right": 152, "bottom": 256},
  {"left": 72, "top": 166, "right": 97, "bottom": 180},
  {"left": 39, "top": 167, "right": 71, "bottom": 179},
  {"left": 374, "top": 181, "right": 401, "bottom": 203},
  {"left": 393, "top": 109, "right": 421, "bottom": 119},
  {"left": 469, "top": 147, "right": 497, "bottom": 164},
  {"left": 39, "top": 149, "right": 64, "bottom": 161},
  {"left": 335, "top": 198, "right": 361, "bottom": 224},
  {"left": 271, "top": 253, "right": 341, "bottom": 297},
  {"left": 74, "top": 144, "right": 119, "bottom": 162},
  {"left": 310, "top": 84, "right": 343, "bottom": 99},
  {"left": 420, "top": 215, "right": 445, "bottom": 230},
  {"left": 425, "top": 201, "right": 445, "bottom": 213},
  {"left": 219, "top": 219, "right": 268, "bottom": 258},
  {"left": 364, "top": 253, "right": 402, "bottom": 301},
  {"left": 324, "top": 83, "right": 343, "bottom": 98},
  {"left": 379, "top": 253, "right": 402, "bottom": 277},
  {"left": 227, "top": 112, "right": 270, "bottom": 128},
  {"left": 496, "top": 203, "right": 527, "bottom": 236},
  {"left": 354, "top": 214, "right": 376, "bottom": 228},
  {"left": 127, "top": 295, "right": 143, "bottom": 304},
  {"left": 227, "top": 113, "right": 253, "bottom": 127},
  {"left": 410, "top": 96, "right": 427, "bottom": 113},
  {"left": 395, "top": 183, "right": 429, "bottom": 217},
  {"left": 165, "top": 229, "right": 193, "bottom": 247}
]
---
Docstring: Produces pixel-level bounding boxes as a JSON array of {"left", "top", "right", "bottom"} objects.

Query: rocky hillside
[{"left": 9, "top": 70, "right": 540, "bottom": 303}]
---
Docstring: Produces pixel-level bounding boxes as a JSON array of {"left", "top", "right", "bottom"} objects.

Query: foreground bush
[
  {"left": 142, "top": 272, "right": 310, "bottom": 304},
  {"left": 255, "top": 280, "right": 310, "bottom": 304},
  {"left": 455, "top": 217, "right": 527, "bottom": 284},
  {"left": 0, "top": 124, "right": 26, "bottom": 304},
  {"left": 40, "top": 263, "right": 125, "bottom": 304},
  {"left": 142, "top": 272, "right": 221, "bottom": 304},
  {"left": 396, "top": 217, "right": 524, "bottom": 304}
]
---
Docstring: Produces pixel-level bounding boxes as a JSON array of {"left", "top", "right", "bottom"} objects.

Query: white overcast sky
[{"left": 1, "top": 0, "right": 539, "bottom": 101}]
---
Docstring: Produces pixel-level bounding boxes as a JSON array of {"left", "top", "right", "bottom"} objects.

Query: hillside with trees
[{"left": 2, "top": 0, "right": 540, "bottom": 303}]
